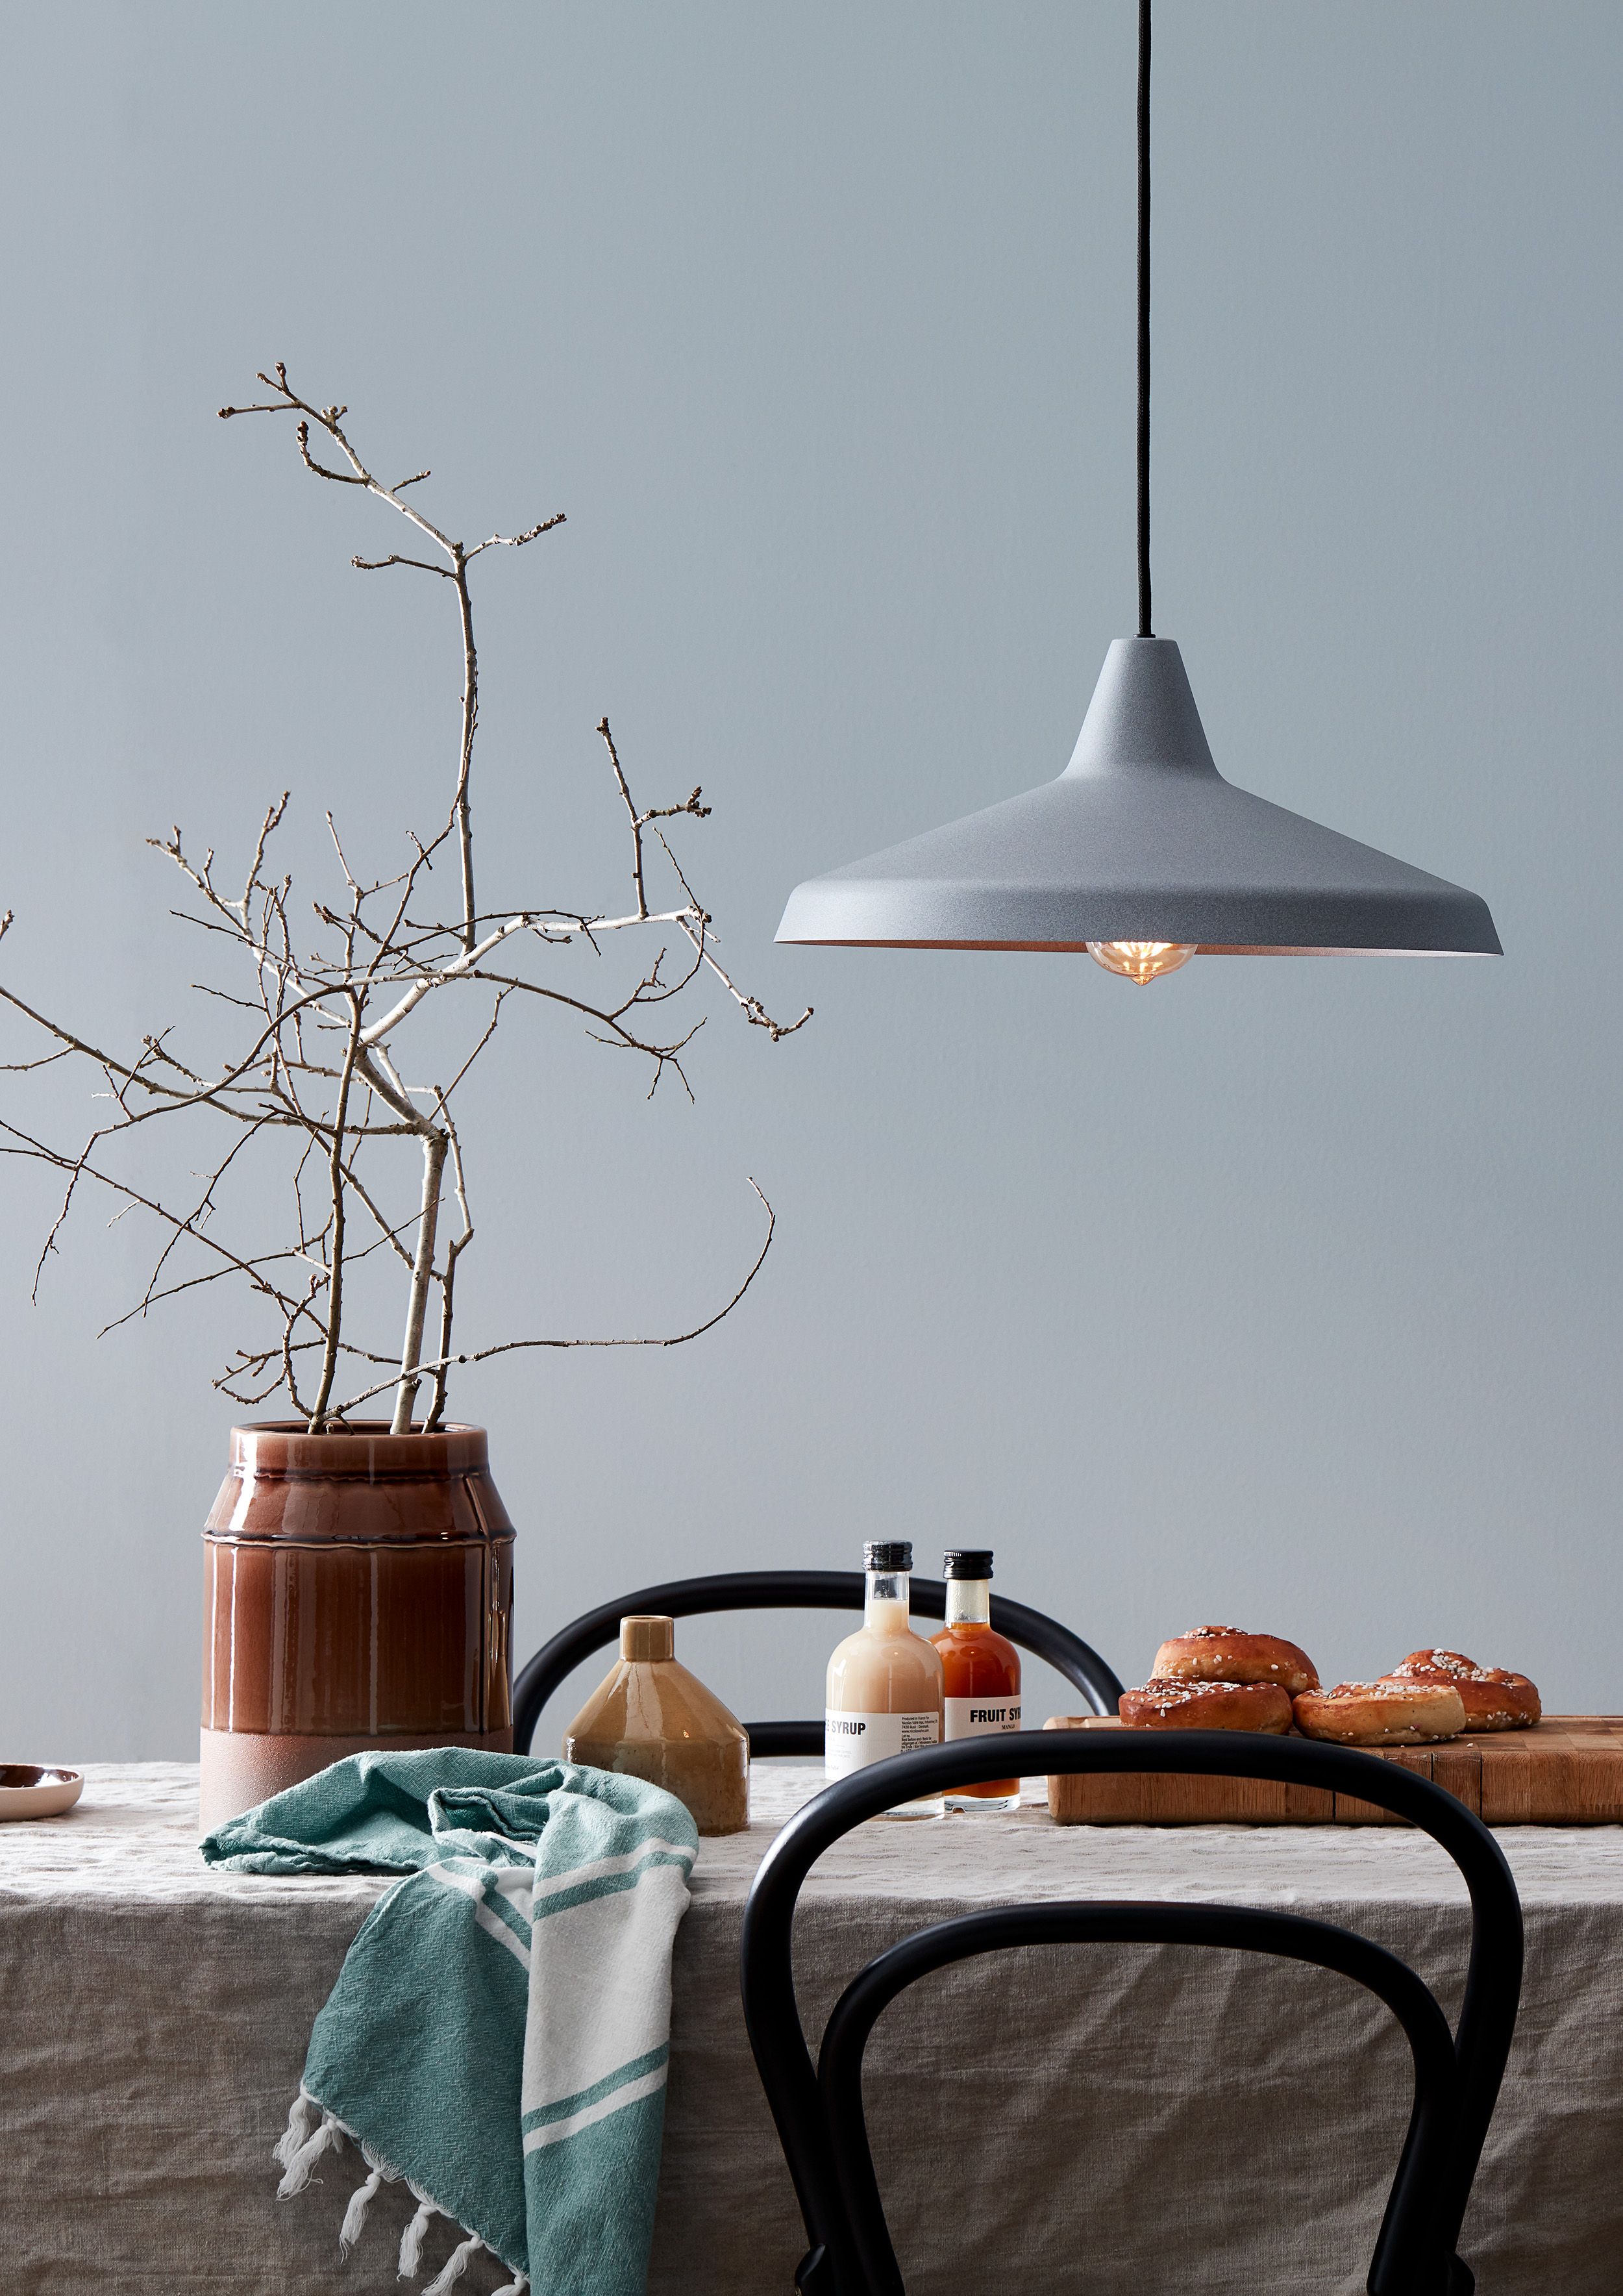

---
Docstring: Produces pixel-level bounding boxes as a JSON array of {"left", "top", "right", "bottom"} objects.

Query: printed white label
[
  {"left": 944, "top": 1694, "right": 1022, "bottom": 1740},
  {"left": 824, "top": 1709, "right": 940, "bottom": 1779}
]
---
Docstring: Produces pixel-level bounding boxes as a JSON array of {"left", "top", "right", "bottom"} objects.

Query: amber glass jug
[{"left": 200, "top": 1421, "right": 515, "bottom": 1833}]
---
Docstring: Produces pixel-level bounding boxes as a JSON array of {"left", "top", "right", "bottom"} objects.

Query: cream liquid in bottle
[{"left": 824, "top": 1541, "right": 945, "bottom": 1819}]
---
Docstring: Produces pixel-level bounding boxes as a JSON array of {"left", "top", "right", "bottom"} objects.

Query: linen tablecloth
[{"left": 2, "top": 1760, "right": 1618, "bottom": 2293}]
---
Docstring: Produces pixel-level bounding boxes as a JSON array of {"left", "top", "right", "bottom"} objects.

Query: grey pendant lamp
[{"left": 775, "top": 3, "right": 1500, "bottom": 984}]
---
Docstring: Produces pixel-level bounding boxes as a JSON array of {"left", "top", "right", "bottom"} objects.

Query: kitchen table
[{"left": 2, "top": 1760, "right": 1618, "bottom": 2293}]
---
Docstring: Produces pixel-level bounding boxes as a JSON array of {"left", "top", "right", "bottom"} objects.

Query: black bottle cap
[
  {"left": 864, "top": 1541, "right": 913, "bottom": 1572},
  {"left": 943, "top": 1549, "right": 995, "bottom": 1579}
]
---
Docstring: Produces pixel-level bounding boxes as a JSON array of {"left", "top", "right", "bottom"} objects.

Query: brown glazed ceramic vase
[{"left": 200, "top": 1421, "right": 514, "bottom": 1834}]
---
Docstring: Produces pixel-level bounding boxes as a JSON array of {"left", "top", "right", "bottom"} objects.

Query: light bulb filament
[{"left": 1086, "top": 940, "right": 1196, "bottom": 985}]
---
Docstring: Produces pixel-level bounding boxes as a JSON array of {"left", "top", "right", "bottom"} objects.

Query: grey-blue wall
[{"left": 1, "top": 1, "right": 1617, "bottom": 1758}]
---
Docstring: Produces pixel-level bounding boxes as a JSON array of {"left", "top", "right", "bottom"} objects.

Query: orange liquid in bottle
[{"left": 932, "top": 1556, "right": 1021, "bottom": 1810}]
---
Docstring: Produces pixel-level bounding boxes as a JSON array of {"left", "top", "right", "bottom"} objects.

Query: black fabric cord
[{"left": 1137, "top": 0, "right": 1152, "bottom": 636}]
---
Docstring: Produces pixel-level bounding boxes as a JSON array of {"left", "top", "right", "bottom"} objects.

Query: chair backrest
[
  {"left": 741, "top": 1730, "right": 1523, "bottom": 2296},
  {"left": 512, "top": 1568, "right": 1124, "bottom": 1754}
]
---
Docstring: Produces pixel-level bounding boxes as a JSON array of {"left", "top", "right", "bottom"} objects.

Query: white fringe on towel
[
  {"left": 399, "top": 2187, "right": 443, "bottom": 2278},
  {"left": 273, "top": 2089, "right": 521, "bottom": 2288},
  {"left": 275, "top": 2101, "right": 345, "bottom": 2197},
  {"left": 272, "top": 2086, "right": 320, "bottom": 2171},
  {"left": 338, "top": 2164, "right": 384, "bottom": 2256},
  {"left": 423, "top": 2232, "right": 486, "bottom": 2294}
]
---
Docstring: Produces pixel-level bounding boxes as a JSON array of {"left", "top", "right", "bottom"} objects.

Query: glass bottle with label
[
  {"left": 931, "top": 1548, "right": 1022, "bottom": 1812},
  {"left": 825, "top": 1541, "right": 945, "bottom": 1819}
]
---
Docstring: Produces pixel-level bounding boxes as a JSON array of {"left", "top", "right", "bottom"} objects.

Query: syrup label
[
  {"left": 944, "top": 1694, "right": 1021, "bottom": 1740},
  {"left": 824, "top": 1709, "right": 940, "bottom": 1778}
]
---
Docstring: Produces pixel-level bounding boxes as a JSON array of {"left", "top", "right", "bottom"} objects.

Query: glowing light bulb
[{"left": 1086, "top": 940, "right": 1197, "bottom": 985}]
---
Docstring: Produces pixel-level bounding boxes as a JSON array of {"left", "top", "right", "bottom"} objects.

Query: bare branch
[
  {"left": 423, "top": 1105, "right": 473, "bottom": 1434},
  {"left": 1, "top": 369, "right": 808, "bottom": 1430},
  {"left": 358, "top": 913, "right": 532, "bottom": 1047},
  {"left": 332, "top": 1184, "right": 776, "bottom": 1414},
  {"left": 336, "top": 1182, "right": 776, "bottom": 1414},
  {"left": 0, "top": 1115, "right": 323, "bottom": 1339},
  {"left": 351, "top": 553, "right": 454, "bottom": 579},
  {"left": 438, "top": 989, "right": 508, "bottom": 1108},
  {"left": 679, "top": 913, "right": 814, "bottom": 1043},
  {"left": 598, "top": 716, "right": 648, "bottom": 920},
  {"left": 464, "top": 511, "right": 566, "bottom": 561},
  {"left": 306, "top": 993, "right": 362, "bottom": 1430},
  {"left": 390, "top": 1129, "right": 447, "bottom": 1434}
]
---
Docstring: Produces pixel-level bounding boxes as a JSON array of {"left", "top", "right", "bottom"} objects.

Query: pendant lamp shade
[{"left": 775, "top": 639, "right": 1500, "bottom": 956}]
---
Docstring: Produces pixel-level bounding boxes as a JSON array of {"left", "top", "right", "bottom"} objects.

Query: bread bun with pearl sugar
[
  {"left": 1119, "top": 1677, "right": 1294, "bottom": 1733},
  {"left": 1152, "top": 1627, "right": 1319, "bottom": 1699},
  {"left": 1293, "top": 1679, "right": 1466, "bottom": 1746},
  {"left": 1381, "top": 1651, "right": 1541, "bottom": 1731}
]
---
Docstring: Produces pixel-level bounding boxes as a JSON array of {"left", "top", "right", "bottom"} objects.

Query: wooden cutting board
[{"left": 1044, "top": 1714, "right": 1623, "bottom": 1827}]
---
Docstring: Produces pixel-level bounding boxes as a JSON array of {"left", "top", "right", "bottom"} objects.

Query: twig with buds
[{"left": 0, "top": 369, "right": 810, "bottom": 1433}]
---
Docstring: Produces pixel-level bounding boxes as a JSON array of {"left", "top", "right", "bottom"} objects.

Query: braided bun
[
  {"left": 1383, "top": 1651, "right": 1541, "bottom": 1731},
  {"left": 1152, "top": 1627, "right": 1319, "bottom": 1699},
  {"left": 1293, "top": 1679, "right": 1465, "bottom": 1746},
  {"left": 1119, "top": 1677, "right": 1294, "bottom": 1733}
]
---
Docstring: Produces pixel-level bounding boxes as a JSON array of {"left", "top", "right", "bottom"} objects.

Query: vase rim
[{"left": 227, "top": 1419, "right": 489, "bottom": 1480}]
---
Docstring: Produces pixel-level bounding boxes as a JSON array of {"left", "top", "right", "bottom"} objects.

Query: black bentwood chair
[
  {"left": 512, "top": 1568, "right": 1124, "bottom": 1755},
  {"left": 741, "top": 1732, "right": 1524, "bottom": 2296}
]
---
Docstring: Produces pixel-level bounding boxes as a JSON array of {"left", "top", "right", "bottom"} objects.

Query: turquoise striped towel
[{"left": 201, "top": 1749, "right": 697, "bottom": 2296}]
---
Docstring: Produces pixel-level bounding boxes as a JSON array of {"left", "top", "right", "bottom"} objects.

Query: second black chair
[
  {"left": 512, "top": 1568, "right": 1124, "bottom": 1754},
  {"left": 741, "top": 1730, "right": 1523, "bottom": 2296}
]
